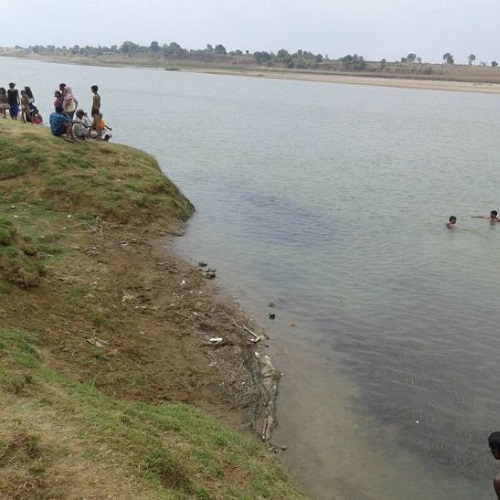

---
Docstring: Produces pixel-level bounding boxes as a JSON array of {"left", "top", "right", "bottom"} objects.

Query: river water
[{"left": 2, "top": 56, "right": 500, "bottom": 499}]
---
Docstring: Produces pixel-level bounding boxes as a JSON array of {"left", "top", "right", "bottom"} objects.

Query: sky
[{"left": 1, "top": 0, "right": 500, "bottom": 64}]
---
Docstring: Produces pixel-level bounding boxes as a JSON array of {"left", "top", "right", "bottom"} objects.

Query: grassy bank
[{"left": 0, "top": 121, "right": 303, "bottom": 498}]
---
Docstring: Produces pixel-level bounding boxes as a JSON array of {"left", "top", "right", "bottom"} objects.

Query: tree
[
  {"left": 276, "top": 49, "right": 293, "bottom": 68},
  {"left": 214, "top": 44, "right": 227, "bottom": 55},
  {"left": 163, "top": 42, "right": 186, "bottom": 58},
  {"left": 150, "top": 41, "right": 160, "bottom": 53},
  {"left": 341, "top": 54, "right": 366, "bottom": 71},
  {"left": 442, "top": 53, "right": 454, "bottom": 65},
  {"left": 277, "top": 49, "right": 290, "bottom": 59},
  {"left": 120, "top": 41, "right": 139, "bottom": 54},
  {"left": 254, "top": 51, "right": 272, "bottom": 64},
  {"left": 407, "top": 53, "right": 417, "bottom": 63},
  {"left": 468, "top": 54, "right": 476, "bottom": 65},
  {"left": 492, "top": 61, "right": 498, "bottom": 67}
]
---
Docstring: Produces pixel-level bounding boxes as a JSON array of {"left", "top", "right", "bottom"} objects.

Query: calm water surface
[{"left": 3, "top": 57, "right": 500, "bottom": 499}]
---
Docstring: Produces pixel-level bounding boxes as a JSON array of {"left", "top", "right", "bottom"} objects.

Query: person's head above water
[
  {"left": 491, "top": 210, "right": 498, "bottom": 218},
  {"left": 449, "top": 216, "right": 457, "bottom": 223},
  {"left": 489, "top": 432, "right": 500, "bottom": 459}
]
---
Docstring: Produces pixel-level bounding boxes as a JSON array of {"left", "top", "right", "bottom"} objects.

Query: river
[{"left": 2, "top": 56, "right": 500, "bottom": 499}]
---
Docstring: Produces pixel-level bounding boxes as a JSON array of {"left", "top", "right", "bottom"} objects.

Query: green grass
[
  {"left": 0, "top": 120, "right": 194, "bottom": 223},
  {"left": 0, "top": 329, "right": 304, "bottom": 498},
  {"left": 0, "top": 122, "right": 303, "bottom": 498}
]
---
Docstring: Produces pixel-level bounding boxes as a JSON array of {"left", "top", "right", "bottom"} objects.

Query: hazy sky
[{"left": 2, "top": 0, "right": 499, "bottom": 64}]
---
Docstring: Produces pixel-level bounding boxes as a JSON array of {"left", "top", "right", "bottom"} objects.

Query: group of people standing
[
  {"left": 0, "top": 80, "right": 112, "bottom": 143},
  {"left": 0, "top": 82, "right": 43, "bottom": 123},
  {"left": 49, "top": 83, "right": 112, "bottom": 142}
]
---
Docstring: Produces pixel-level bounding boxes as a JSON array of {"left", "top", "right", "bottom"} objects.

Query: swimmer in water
[
  {"left": 446, "top": 216, "right": 457, "bottom": 229},
  {"left": 471, "top": 210, "right": 500, "bottom": 222}
]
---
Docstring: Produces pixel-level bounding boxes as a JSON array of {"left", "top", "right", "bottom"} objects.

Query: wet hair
[
  {"left": 91, "top": 85, "right": 98, "bottom": 92},
  {"left": 55, "top": 105, "right": 64, "bottom": 114},
  {"left": 489, "top": 432, "right": 500, "bottom": 450},
  {"left": 24, "top": 86, "right": 34, "bottom": 99},
  {"left": 491, "top": 211, "right": 498, "bottom": 217},
  {"left": 449, "top": 216, "right": 456, "bottom": 222}
]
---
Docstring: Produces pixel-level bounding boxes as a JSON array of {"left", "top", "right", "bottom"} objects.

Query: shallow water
[{"left": 2, "top": 56, "right": 500, "bottom": 498}]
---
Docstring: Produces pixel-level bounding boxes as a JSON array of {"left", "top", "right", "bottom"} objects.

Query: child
[
  {"left": 92, "top": 112, "right": 112, "bottom": 141},
  {"left": 446, "top": 216, "right": 457, "bottom": 229},
  {"left": 54, "top": 90, "right": 63, "bottom": 110},
  {"left": 0, "top": 87, "right": 9, "bottom": 118},
  {"left": 20, "top": 90, "right": 31, "bottom": 123},
  {"left": 31, "top": 107, "right": 43, "bottom": 125},
  {"left": 91, "top": 85, "right": 101, "bottom": 116}
]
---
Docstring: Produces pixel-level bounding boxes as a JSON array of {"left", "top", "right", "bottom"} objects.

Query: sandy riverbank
[
  {"left": 210, "top": 69, "right": 500, "bottom": 94},
  {"left": 4, "top": 51, "right": 500, "bottom": 95}
]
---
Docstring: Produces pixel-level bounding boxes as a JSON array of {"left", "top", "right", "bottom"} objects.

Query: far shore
[
  {"left": 186, "top": 67, "right": 500, "bottom": 94},
  {"left": 4, "top": 51, "right": 500, "bottom": 95}
]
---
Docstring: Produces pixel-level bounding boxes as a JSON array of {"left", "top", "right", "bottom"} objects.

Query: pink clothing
[{"left": 62, "top": 86, "right": 76, "bottom": 113}]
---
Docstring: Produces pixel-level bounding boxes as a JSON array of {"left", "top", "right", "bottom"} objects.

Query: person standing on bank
[
  {"left": 7, "top": 82, "right": 20, "bottom": 119},
  {"left": 91, "top": 85, "right": 101, "bottom": 116},
  {"left": 59, "top": 83, "right": 77, "bottom": 118},
  {"left": 0, "top": 87, "right": 10, "bottom": 118},
  {"left": 488, "top": 432, "right": 500, "bottom": 499},
  {"left": 20, "top": 90, "right": 31, "bottom": 123}
]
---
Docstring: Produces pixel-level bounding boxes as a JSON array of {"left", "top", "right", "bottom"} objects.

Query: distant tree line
[
  {"left": 13, "top": 42, "right": 500, "bottom": 71},
  {"left": 20, "top": 41, "right": 328, "bottom": 70}
]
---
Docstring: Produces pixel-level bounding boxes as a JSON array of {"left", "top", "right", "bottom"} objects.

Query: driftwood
[{"left": 223, "top": 311, "right": 263, "bottom": 343}]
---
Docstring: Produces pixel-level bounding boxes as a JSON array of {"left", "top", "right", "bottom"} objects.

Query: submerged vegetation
[{"left": 0, "top": 121, "right": 304, "bottom": 498}]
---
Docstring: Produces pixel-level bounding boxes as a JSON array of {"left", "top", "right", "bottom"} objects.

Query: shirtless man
[
  {"left": 90, "top": 85, "right": 101, "bottom": 116},
  {"left": 471, "top": 210, "right": 500, "bottom": 222},
  {"left": 489, "top": 432, "right": 500, "bottom": 499}
]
